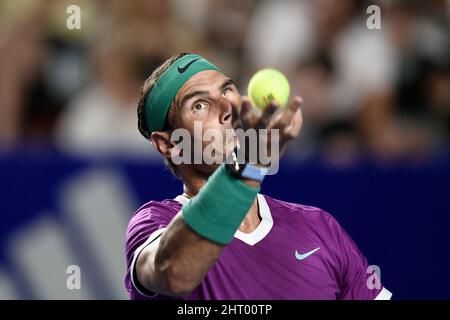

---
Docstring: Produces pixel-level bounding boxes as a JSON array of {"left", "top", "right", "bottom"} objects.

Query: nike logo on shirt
[{"left": 295, "top": 247, "right": 320, "bottom": 260}]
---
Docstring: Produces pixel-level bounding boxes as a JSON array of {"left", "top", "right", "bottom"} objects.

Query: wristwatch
[{"left": 225, "top": 147, "right": 268, "bottom": 182}]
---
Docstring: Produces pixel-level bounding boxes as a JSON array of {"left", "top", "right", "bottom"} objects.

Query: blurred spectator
[
  {"left": 55, "top": 1, "right": 173, "bottom": 157},
  {"left": 0, "top": 0, "right": 447, "bottom": 163},
  {"left": 0, "top": 1, "right": 48, "bottom": 145},
  {"left": 245, "top": 0, "right": 449, "bottom": 164},
  {"left": 0, "top": 0, "right": 92, "bottom": 146}
]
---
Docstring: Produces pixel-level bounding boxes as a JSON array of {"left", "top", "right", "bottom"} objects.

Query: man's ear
[{"left": 150, "top": 131, "right": 174, "bottom": 158}]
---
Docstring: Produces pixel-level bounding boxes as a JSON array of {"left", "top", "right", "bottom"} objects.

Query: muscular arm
[{"left": 135, "top": 179, "right": 260, "bottom": 297}]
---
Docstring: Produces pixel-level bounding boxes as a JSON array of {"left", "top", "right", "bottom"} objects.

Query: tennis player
[{"left": 124, "top": 53, "right": 392, "bottom": 300}]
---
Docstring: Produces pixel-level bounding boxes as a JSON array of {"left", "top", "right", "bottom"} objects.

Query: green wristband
[{"left": 182, "top": 164, "right": 260, "bottom": 245}]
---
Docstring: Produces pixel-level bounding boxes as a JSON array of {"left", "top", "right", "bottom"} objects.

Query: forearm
[
  {"left": 137, "top": 165, "right": 260, "bottom": 296},
  {"left": 155, "top": 177, "right": 260, "bottom": 293},
  {"left": 152, "top": 213, "right": 224, "bottom": 296}
]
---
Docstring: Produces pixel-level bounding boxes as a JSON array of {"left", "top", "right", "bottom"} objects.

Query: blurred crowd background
[{"left": 1, "top": 0, "right": 449, "bottom": 165}]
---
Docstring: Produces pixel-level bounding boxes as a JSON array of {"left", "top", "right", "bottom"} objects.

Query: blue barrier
[{"left": 0, "top": 149, "right": 449, "bottom": 299}]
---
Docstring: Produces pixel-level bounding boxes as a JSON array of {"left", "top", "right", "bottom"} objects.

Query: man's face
[{"left": 172, "top": 70, "right": 241, "bottom": 173}]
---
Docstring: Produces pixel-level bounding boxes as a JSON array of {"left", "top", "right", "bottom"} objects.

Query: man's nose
[{"left": 218, "top": 96, "right": 233, "bottom": 125}]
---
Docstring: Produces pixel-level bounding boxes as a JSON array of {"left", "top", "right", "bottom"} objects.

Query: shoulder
[
  {"left": 125, "top": 199, "right": 181, "bottom": 256},
  {"left": 261, "top": 194, "right": 347, "bottom": 244},
  {"left": 262, "top": 194, "right": 339, "bottom": 226},
  {"left": 127, "top": 199, "right": 181, "bottom": 233}
]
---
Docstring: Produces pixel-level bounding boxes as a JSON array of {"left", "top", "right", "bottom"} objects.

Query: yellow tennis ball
[{"left": 247, "top": 68, "right": 290, "bottom": 110}]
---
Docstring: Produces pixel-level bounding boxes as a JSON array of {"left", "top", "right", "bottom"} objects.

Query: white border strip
[
  {"left": 130, "top": 227, "right": 167, "bottom": 298},
  {"left": 174, "top": 195, "right": 189, "bottom": 206},
  {"left": 174, "top": 194, "right": 274, "bottom": 246},
  {"left": 374, "top": 287, "right": 393, "bottom": 300},
  {"left": 234, "top": 194, "right": 273, "bottom": 246}
]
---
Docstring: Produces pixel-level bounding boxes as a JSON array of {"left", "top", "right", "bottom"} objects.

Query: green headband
[{"left": 144, "top": 54, "right": 221, "bottom": 134}]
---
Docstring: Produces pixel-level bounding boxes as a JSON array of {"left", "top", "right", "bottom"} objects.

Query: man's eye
[
  {"left": 193, "top": 102, "right": 206, "bottom": 111},
  {"left": 222, "top": 87, "right": 233, "bottom": 96}
]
